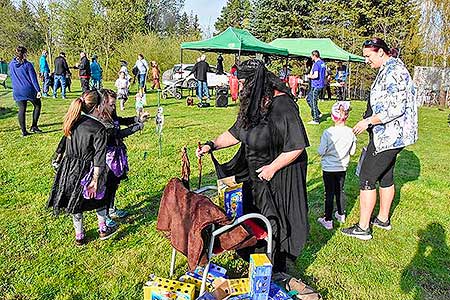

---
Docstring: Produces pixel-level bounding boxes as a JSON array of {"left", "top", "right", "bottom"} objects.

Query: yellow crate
[
  {"left": 228, "top": 278, "right": 250, "bottom": 296},
  {"left": 144, "top": 277, "right": 196, "bottom": 300}
]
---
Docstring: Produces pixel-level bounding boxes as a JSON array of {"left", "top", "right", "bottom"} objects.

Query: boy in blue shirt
[{"left": 39, "top": 50, "right": 50, "bottom": 97}]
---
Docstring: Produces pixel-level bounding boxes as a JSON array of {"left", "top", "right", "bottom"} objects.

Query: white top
[
  {"left": 115, "top": 78, "right": 129, "bottom": 94},
  {"left": 318, "top": 125, "right": 357, "bottom": 172},
  {"left": 134, "top": 59, "right": 149, "bottom": 75}
]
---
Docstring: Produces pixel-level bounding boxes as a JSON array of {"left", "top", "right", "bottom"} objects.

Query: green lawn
[{"left": 0, "top": 83, "right": 449, "bottom": 300}]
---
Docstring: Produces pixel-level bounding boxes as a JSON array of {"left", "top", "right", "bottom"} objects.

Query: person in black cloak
[
  {"left": 216, "top": 53, "right": 224, "bottom": 75},
  {"left": 197, "top": 59, "right": 320, "bottom": 299}
]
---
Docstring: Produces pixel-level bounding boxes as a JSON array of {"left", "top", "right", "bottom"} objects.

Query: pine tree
[
  {"left": 214, "top": 0, "right": 252, "bottom": 32},
  {"left": 249, "top": 0, "right": 313, "bottom": 42}
]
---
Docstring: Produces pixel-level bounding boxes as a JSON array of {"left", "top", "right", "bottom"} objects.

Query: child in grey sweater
[{"left": 317, "top": 101, "right": 356, "bottom": 229}]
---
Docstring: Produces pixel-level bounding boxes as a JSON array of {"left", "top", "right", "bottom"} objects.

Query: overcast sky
[{"left": 183, "top": 0, "right": 227, "bottom": 36}]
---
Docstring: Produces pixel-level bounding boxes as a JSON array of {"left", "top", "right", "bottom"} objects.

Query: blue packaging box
[{"left": 249, "top": 254, "right": 272, "bottom": 300}]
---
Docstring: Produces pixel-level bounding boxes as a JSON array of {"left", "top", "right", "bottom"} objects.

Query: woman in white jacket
[{"left": 342, "top": 37, "right": 418, "bottom": 240}]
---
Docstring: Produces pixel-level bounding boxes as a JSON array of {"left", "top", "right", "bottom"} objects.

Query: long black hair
[{"left": 237, "top": 59, "right": 294, "bottom": 129}]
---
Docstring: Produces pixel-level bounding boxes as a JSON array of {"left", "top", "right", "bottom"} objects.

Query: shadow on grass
[
  {"left": 0, "top": 107, "right": 16, "bottom": 120},
  {"left": 296, "top": 149, "right": 420, "bottom": 298},
  {"left": 401, "top": 223, "right": 450, "bottom": 299}
]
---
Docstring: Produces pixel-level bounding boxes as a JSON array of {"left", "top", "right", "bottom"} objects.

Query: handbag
[
  {"left": 106, "top": 146, "right": 129, "bottom": 178},
  {"left": 355, "top": 147, "right": 367, "bottom": 177}
]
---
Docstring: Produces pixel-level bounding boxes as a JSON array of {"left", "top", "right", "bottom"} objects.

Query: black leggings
[
  {"left": 359, "top": 138, "right": 403, "bottom": 190},
  {"left": 323, "top": 171, "right": 346, "bottom": 220},
  {"left": 17, "top": 99, "right": 41, "bottom": 134}
]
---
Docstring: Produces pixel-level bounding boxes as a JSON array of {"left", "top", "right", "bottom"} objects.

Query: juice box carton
[
  {"left": 268, "top": 283, "right": 291, "bottom": 300},
  {"left": 217, "top": 177, "right": 244, "bottom": 219},
  {"left": 228, "top": 278, "right": 250, "bottom": 296},
  {"left": 228, "top": 293, "right": 251, "bottom": 300},
  {"left": 193, "top": 263, "right": 228, "bottom": 281},
  {"left": 249, "top": 254, "right": 272, "bottom": 300},
  {"left": 144, "top": 276, "right": 195, "bottom": 300}
]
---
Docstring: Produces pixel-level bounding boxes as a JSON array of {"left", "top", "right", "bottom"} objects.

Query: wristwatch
[
  {"left": 204, "top": 140, "right": 216, "bottom": 152},
  {"left": 365, "top": 118, "right": 373, "bottom": 129}
]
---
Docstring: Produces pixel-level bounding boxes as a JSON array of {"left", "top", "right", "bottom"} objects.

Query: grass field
[{"left": 0, "top": 82, "right": 449, "bottom": 300}]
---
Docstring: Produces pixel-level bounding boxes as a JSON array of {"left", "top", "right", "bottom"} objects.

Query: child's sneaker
[
  {"left": 99, "top": 226, "right": 118, "bottom": 240},
  {"left": 75, "top": 232, "right": 85, "bottom": 246},
  {"left": 106, "top": 217, "right": 118, "bottom": 228},
  {"left": 109, "top": 209, "right": 129, "bottom": 219},
  {"left": 317, "top": 217, "right": 333, "bottom": 230},
  {"left": 334, "top": 211, "right": 346, "bottom": 223}
]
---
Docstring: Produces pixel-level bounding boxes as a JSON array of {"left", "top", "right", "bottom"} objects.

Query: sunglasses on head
[{"left": 363, "top": 40, "right": 388, "bottom": 50}]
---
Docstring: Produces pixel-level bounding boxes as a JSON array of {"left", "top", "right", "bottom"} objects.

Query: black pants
[
  {"left": 17, "top": 99, "right": 41, "bottom": 134},
  {"left": 359, "top": 138, "right": 403, "bottom": 190},
  {"left": 320, "top": 85, "right": 332, "bottom": 100},
  {"left": 80, "top": 78, "right": 90, "bottom": 92},
  {"left": 323, "top": 171, "right": 346, "bottom": 221}
]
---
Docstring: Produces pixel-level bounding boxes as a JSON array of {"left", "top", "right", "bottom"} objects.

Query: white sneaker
[
  {"left": 335, "top": 211, "right": 346, "bottom": 223},
  {"left": 317, "top": 217, "right": 333, "bottom": 230},
  {"left": 307, "top": 120, "right": 320, "bottom": 125}
]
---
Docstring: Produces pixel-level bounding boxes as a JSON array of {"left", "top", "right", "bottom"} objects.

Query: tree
[
  {"left": 214, "top": 0, "right": 252, "bottom": 32},
  {"left": 249, "top": 0, "right": 313, "bottom": 42},
  {"left": 144, "top": 0, "right": 185, "bottom": 35}
]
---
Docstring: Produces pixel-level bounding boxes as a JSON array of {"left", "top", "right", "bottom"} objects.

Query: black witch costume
[
  {"left": 48, "top": 115, "right": 108, "bottom": 214},
  {"left": 211, "top": 59, "right": 310, "bottom": 279}
]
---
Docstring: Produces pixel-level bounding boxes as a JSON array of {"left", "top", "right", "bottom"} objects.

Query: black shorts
[{"left": 359, "top": 138, "right": 403, "bottom": 190}]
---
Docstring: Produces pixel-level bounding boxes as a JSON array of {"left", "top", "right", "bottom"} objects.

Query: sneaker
[
  {"left": 53, "top": 95, "right": 57, "bottom": 99},
  {"left": 334, "top": 211, "right": 346, "bottom": 223},
  {"left": 341, "top": 223, "right": 372, "bottom": 240},
  {"left": 99, "top": 226, "right": 118, "bottom": 240},
  {"left": 109, "top": 209, "right": 129, "bottom": 219},
  {"left": 319, "top": 113, "right": 323, "bottom": 119},
  {"left": 75, "top": 232, "right": 85, "bottom": 246},
  {"left": 62, "top": 96, "right": 67, "bottom": 100},
  {"left": 30, "top": 126, "right": 43, "bottom": 134},
  {"left": 371, "top": 216, "right": 392, "bottom": 230},
  {"left": 317, "top": 217, "right": 333, "bottom": 230},
  {"left": 22, "top": 131, "right": 31, "bottom": 137},
  {"left": 307, "top": 120, "right": 320, "bottom": 125},
  {"left": 106, "top": 217, "right": 118, "bottom": 228}
]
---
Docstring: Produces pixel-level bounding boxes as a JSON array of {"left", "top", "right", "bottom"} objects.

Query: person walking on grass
[
  {"left": 188, "top": 54, "right": 210, "bottom": 103},
  {"left": 48, "top": 90, "right": 117, "bottom": 246},
  {"left": 53, "top": 52, "right": 70, "bottom": 99},
  {"left": 39, "top": 49, "right": 50, "bottom": 97},
  {"left": 306, "top": 50, "right": 326, "bottom": 125},
  {"left": 317, "top": 101, "right": 356, "bottom": 230},
  {"left": 90, "top": 55, "right": 102, "bottom": 90},
  {"left": 134, "top": 54, "right": 149, "bottom": 96},
  {"left": 341, "top": 37, "right": 418, "bottom": 240},
  {"left": 9, "top": 46, "right": 42, "bottom": 136},
  {"left": 151, "top": 61, "right": 161, "bottom": 90},
  {"left": 77, "top": 51, "right": 91, "bottom": 93}
]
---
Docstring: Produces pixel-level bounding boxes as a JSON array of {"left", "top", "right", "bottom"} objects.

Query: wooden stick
[{"left": 197, "top": 141, "right": 202, "bottom": 189}]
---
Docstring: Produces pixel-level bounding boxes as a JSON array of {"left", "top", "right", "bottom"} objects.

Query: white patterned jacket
[{"left": 369, "top": 57, "right": 418, "bottom": 153}]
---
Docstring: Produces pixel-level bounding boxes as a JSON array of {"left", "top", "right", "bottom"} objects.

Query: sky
[{"left": 183, "top": 0, "right": 227, "bottom": 37}]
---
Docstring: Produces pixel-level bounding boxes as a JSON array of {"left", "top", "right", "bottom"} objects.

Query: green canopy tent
[
  {"left": 269, "top": 38, "right": 364, "bottom": 62},
  {"left": 270, "top": 38, "right": 365, "bottom": 99},
  {"left": 181, "top": 27, "right": 289, "bottom": 57}
]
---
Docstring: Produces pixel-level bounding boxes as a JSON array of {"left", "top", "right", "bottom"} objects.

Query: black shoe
[
  {"left": 30, "top": 126, "right": 43, "bottom": 133},
  {"left": 99, "top": 226, "right": 118, "bottom": 240},
  {"left": 341, "top": 223, "right": 372, "bottom": 240},
  {"left": 22, "top": 131, "right": 31, "bottom": 137},
  {"left": 371, "top": 216, "right": 392, "bottom": 230}
]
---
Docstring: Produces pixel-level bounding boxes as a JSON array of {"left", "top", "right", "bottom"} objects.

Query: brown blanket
[{"left": 157, "top": 178, "right": 256, "bottom": 270}]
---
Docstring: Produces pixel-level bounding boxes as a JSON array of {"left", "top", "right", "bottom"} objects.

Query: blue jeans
[
  {"left": 42, "top": 72, "right": 50, "bottom": 94},
  {"left": 53, "top": 75, "right": 66, "bottom": 98},
  {"left": 138, "top": 74, "right": 146, "bottom": 88},
  {"left": 91, "top": 78, "right": 101, "bottom": 90},
  {"left": 307, "top": 87, "right": 322, "bottom": 122},
  {"left": 197, "top": 81, "right": 210, "bottom": 100}
]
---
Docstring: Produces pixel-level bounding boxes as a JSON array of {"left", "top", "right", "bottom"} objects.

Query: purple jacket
[{"left": 9, "top": 58, "right": 41, "bottom": 101}]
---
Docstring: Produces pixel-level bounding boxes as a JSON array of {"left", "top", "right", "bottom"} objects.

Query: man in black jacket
[
  {"left": 188, "top": 54, "right": 210, "bottom": 102},
  {"left": 77, "top": 52, "right": 91, "bottom": 93},
  {"left": 53, "top": 52, "right": 70, "bottom": 99}
]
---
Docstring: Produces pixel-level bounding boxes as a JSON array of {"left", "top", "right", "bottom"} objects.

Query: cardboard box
[
  {"left": 228, "top": 293, "right": 251, "bottom": 300},
  {"left": 249, "top": 254, "right": 272, "bottom": 300},
  {"left": 268, "top": 283, "right": 291, "bottom": 300},
  {"left": 194, "top": 263, "right": 228, "bottom": 281},
  {"left": 218, "top": 176, "right": 243, "bottom": 219},
  {"left": 144, "top": 276, "right": 196, "bottom": 300},
  {"left": 228, "top": 278, "right": 250, "bottom": 296}
]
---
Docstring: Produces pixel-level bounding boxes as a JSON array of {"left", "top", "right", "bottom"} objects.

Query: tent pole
[
  {"left": 347, "top": 61, "right": 351, "bottom": 100},
  {"left": 180, "top": 49, "right": 184, "bottom": 79}
]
